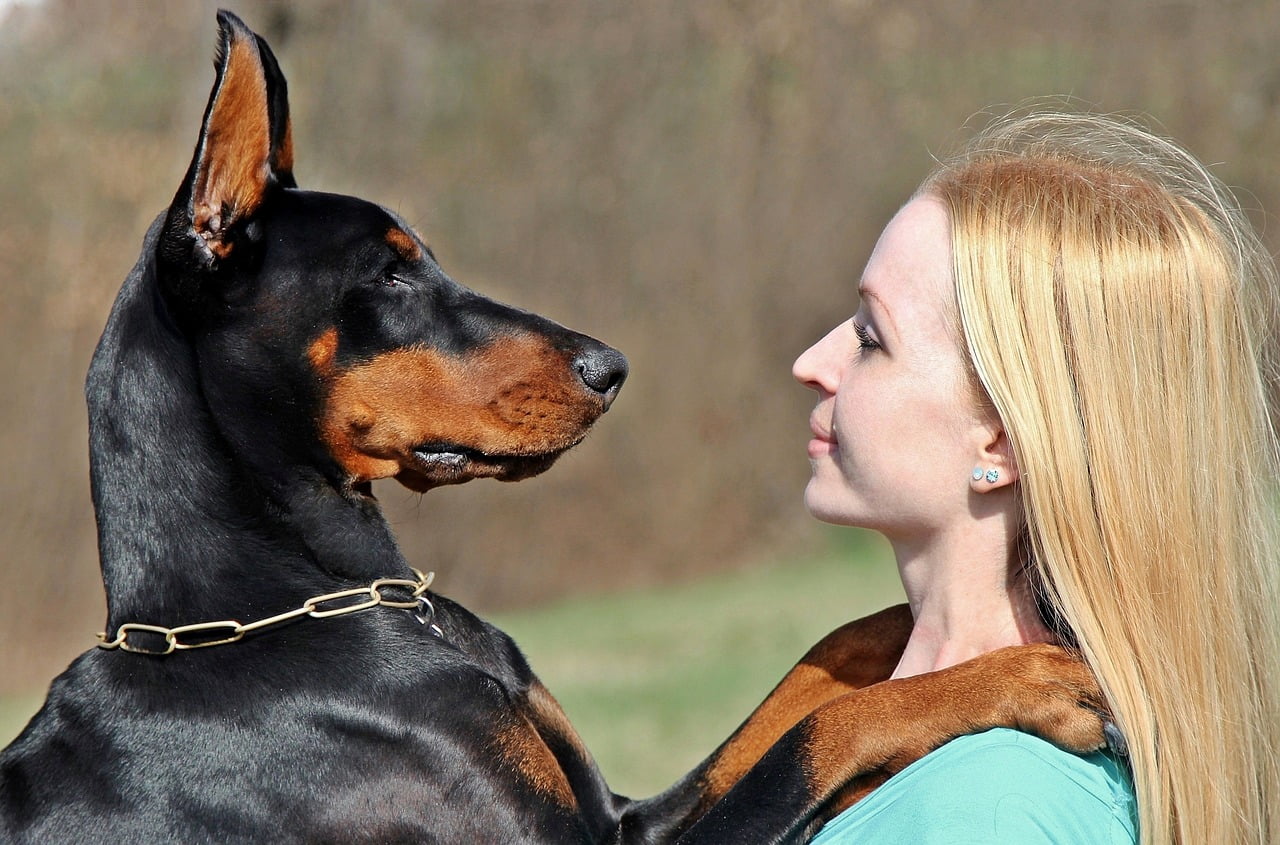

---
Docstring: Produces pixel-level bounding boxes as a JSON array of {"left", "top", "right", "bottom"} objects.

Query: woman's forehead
[{"left": 858, "top": 197, "right": 954, "bottom": 338}]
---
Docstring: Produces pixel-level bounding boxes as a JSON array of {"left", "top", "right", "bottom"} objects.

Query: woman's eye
[{"left": 853, "top": 321, "right": 881, "bottom": 351}]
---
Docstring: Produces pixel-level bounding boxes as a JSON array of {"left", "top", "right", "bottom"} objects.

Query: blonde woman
[{"left": 793, "top": 112, "right": 1280, "bottom": 844}]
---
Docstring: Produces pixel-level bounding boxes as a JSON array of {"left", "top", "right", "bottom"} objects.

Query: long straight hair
[{"left": 922, "top": 112, "right": 1280, "bottom": 845}]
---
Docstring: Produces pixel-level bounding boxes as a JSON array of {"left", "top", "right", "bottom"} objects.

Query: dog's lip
[
  {"left": 410, "top": 441, "right": 575, "bottom": 465},
  {"left": 394, "top": 441, "right": 574, "bottom": 492},
  {"left": 406, "top": 440, "right": 582, "bottom": 477},
  {"left": 411, "top": 443, "right": 482, "bottom": 467}
]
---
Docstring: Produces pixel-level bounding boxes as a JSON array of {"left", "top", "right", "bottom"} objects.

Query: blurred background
[{"left": 2, "top": 0, "right": 1279, "bottom": 794}]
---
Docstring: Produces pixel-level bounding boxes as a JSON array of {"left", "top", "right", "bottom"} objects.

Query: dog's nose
[{"left": 573, "top": 344, "right": 628, "bottom": 410}]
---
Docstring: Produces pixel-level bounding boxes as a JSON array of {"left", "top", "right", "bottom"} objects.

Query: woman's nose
[{"left": 793, "top": 325, "right": 842, "bottom": 394}]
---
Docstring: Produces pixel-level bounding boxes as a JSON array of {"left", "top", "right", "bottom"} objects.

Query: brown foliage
[{"left": 3, "top": 0, "right": 1280, "bottom": 693}]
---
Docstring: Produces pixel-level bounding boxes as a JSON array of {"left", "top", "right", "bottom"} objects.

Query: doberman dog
[{"left": 0, "top": 11, "right": 1111, "bottom": 844}]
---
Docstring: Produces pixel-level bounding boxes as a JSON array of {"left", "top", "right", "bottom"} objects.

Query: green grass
[
  {"left": 0, "top": 535, "right": 902, "bottom": 798},
  {"left": 0, "top": 694, "right": 43, "bottom": 749}
]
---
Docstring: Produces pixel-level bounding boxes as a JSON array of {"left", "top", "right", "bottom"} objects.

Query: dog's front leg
[
  {"left": 613, "top": 604, "right": 911, "bottom": 842},
  {"left": 673, "top": 642, "right": 1108, "bottom": 845}
]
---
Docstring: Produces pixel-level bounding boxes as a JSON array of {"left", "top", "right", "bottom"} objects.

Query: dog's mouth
[{"left": 392, "top": 440, "right": 578, "bottom": 492}]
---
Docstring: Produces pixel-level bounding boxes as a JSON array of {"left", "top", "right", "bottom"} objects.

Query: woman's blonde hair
[{"left": 921, "top": 111, "right": 1280, "bottom": 845}]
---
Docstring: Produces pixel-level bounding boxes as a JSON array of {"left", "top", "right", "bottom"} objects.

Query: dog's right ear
[{"left": 159, "top": 11, "right": 293, "bottom": 304}]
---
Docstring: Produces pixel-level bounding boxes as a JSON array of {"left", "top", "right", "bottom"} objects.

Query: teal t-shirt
[{"left": 808, "top": 728, "right": 1137, "bottom": 844}]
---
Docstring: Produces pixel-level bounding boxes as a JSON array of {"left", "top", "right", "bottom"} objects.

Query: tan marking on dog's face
[
  {"left": 307, "top": 327, "right": 339, "bottom": 374},
  {"left": 385, "top": 228, "right": 422, "bottom": 262},
  {"left": 313, "top": 333, "right": 604, "bottom": 490}
]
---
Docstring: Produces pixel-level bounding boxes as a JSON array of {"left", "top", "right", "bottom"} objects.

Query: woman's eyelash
[{"left": 853, "top": 321, "right": 881, "bottom": 350}]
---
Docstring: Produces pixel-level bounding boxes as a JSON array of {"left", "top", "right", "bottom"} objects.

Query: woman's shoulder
[
  {"left": 809, "top": 728, "right": 1137, "bottom": 844},
  {"left": 912, "top": 727, "right": 1133, "bottom": 806}
]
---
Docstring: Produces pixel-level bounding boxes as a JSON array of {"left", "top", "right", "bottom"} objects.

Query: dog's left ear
[{"left": 159, "top": 11, "right": 293, "bottom": 290}]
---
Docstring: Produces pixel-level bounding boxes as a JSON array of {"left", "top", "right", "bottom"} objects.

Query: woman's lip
[
  {"left": 808, "top": 414, "right": 834, "bottom": 443},
  {"left": 807, "top": 419, "right": 836, "bottom": 457},
  {"left": 806, "top": 437, "right": 834, "bottom": 458}
]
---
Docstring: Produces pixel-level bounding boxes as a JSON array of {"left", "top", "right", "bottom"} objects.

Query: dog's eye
[{"left": 376, "top": 270, "right": 410, "bottom": 288}]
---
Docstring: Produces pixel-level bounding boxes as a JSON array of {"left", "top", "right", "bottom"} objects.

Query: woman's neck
[{"left": 888, "top": 523, "right": 1057, "bottom": 679}]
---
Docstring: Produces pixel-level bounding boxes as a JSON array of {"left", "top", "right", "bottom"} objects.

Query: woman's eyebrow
[{"left": 858, "top": 286, "right": 899, "bottom": 340}]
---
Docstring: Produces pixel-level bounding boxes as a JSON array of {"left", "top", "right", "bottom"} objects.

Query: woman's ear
[{"left": 969, "top": 427, "right": 1019, "bottom": 493}]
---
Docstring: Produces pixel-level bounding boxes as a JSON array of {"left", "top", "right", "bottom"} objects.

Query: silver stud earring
[
  {"left": 971, "top": 467, "right": 984, "bottom": 481},
  {"left": 985, "top": 468, "right": 1000, "bottom": 483}
]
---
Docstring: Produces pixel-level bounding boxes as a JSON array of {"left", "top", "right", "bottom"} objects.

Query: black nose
[{"left": 573, "top": 344, "right": 628, "bottom": 410}]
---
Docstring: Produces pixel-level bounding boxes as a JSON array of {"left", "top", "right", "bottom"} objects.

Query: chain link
[{"left": 97, "top": 569, "right": 437, "bottom": 656}]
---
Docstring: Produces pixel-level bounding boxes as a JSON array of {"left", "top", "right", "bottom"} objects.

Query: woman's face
[{"left": 793, "top": 197, "right": 990, "bottom": 537}]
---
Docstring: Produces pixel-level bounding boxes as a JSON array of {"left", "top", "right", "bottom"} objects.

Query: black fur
[{"left": 1, "top": 11, "right": 629, "bottom": 842}]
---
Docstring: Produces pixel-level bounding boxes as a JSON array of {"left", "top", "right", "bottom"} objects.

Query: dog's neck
[{"left": 87, "top": 223, "right": 408, "bottom": 629}]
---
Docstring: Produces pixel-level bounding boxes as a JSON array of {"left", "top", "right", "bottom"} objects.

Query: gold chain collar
[{"left": 97, "top": 569, "right": 440, "bottom": 656}]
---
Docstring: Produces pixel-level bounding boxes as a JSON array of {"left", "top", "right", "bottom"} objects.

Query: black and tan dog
[{"left": 0, "top": 11, "right": 1109, "bottom": 844}]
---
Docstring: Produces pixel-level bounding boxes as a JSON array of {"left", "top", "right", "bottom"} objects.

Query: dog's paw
[{"left": 958, "top": 643, "right": 1109, "bottom": 754}]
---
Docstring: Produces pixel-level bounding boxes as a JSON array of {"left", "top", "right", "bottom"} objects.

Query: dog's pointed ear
[
  {"left": 160, "top": 11, "right": 293, "bottom": 285},
  {"left": 255, "top": 30, "right": 296, "bottom": 189}
]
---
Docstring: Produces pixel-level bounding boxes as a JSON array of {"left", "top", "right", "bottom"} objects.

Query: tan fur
[
  {"left": 192, "top": 37, "right": 272, "bottom": 256},
  {"left": 493, "top": 689, "right": 580, "bottom": 810},
  {"left": 312, "top": 333, "right": 600, "bottom": 487},
  {"left": 524, "top": 680, "right": 594, "bottom": 773},
  {"left": 385, "top": 228, "right": 423, "bottom": 262},
  {"left": 700, "top": 605, "right": 910, "bottom": 804},
  {"left": 800, "top": 645, "right": 1104, "bottom": 806},
  {"left": 306, "top": 327, "right": 339, "bottom": 373}
]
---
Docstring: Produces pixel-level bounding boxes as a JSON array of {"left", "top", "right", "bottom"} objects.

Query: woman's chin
[{"left": 803, "top": 483, "right": 862, "bottom": 526}]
